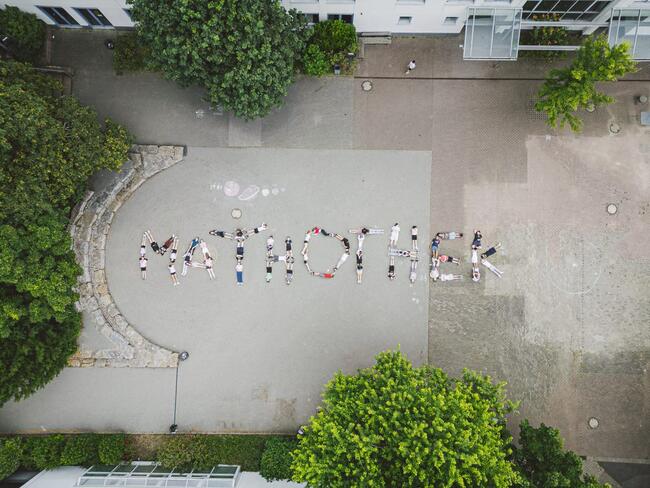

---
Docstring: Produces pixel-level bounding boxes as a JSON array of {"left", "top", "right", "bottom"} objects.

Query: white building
[{"left": 3, "top": 0, "right": 650, "bottom": 59}]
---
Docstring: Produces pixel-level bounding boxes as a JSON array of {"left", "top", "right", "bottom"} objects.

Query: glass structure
[
  {"left": 608, "top": 9, "right": 650, "bottom": 60},
  {"left": 522, "top": 0, "right": 612, "bottom": 21},
  {"left": 464, "top": 7, "right": 522, "bottom": 60},
  {"left": 74, "top": 463, "right": 241, "bottom": 488}
]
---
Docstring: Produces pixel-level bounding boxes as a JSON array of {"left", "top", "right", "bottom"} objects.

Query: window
[
  {"left": 398, "top": 16, "right": 413, "bottom": 24},
  {"left": 74, "top": 8, "right": 113, "bottom": 26},
  {"left": 522, "top": 0, "right": 612, "bottom": 21},
  {"left": 37, "top": 6, "right": 79, "bottom": 25},
  {"left": 327, "top": 14, "right": 354, "bottom": 23},
  {"left": 300, "top": 13, "right": 319, "bottom": 24},
  {"left": 444, "top": 16, "right": 459, "bottom": 24}
]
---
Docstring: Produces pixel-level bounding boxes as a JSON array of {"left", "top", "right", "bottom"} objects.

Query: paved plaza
[{"left": 0, "top": 32, "right": 648, "bottom": 461}]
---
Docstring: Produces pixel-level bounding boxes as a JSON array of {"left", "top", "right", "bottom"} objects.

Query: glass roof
[
  {"left": 608, "top": 9, "right": 650, "bottom": 60},
  {"left": 75, "top": 462, "right": 241, "bottom": 487},
  {"left": 464, "top": 7, "right": 522, "bottom": 60}
]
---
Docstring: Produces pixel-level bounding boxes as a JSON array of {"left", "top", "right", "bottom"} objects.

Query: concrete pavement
[{"left": 0, "top": 31, "right": 648, "bottom": 460}]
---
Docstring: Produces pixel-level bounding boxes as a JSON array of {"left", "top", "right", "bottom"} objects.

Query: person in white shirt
[
  {"left": 139, "top": 256, "right": 148, "bottom": 279},
  {"left": 471, "top": 248, "right": 480, "bottom": 282},
  {"left": 439, "top": 273, "right": 463, "bottom": 281},
  {"left": 405, "top": 59, "right": 416, "bottom": 75},
  {"left": 390, "top": 223, "right": 400, "bottom": 247},
  {"left": 140, "top": 233, "right": 147, "bottom": 258},
  {"left": 168, "top": 263, "right": 179, "bottom": 286}
]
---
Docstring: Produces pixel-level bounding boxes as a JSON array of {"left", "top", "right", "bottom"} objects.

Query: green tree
[
  {"left": 535, "top": 35, "right": 637, "bottom": 132},
  {"left": 291, "top": 349, "right": 521, "bottom": 487},
  {"left": 0, "top": 60, "right": 132, "bottom": 406},
  {"left": 131, "top": 0, "right": 309, "bottom": 120},
  {"left": 0, "top": 7, "right": 44, "bottom": 63},
  {"left": 514, "top": 420, "right": 607, "bottom": 488}
]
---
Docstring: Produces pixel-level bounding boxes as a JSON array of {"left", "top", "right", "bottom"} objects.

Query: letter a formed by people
[{"left": 209, "top": 223, "right": 267, "bottom": 285}]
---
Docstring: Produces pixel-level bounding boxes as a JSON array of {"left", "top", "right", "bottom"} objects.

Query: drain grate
[{"left": 527, "top": 98, "right": 547, "bottom": 121}]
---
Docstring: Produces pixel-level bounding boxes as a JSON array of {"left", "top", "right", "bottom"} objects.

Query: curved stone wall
[{"left": 68, "top": 145, "right": 184, "bottom": 368}]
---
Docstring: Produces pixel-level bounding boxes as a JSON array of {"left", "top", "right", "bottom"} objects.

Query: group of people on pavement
[
  {"left": 430, "top": 229, "right": 503, "bottom": 282},
  {"left": 140, "top": 231, "right": 214, "bottom": 285}
]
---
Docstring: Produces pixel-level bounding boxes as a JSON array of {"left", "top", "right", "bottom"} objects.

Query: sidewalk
[{"left": 356, "top": 35, "right": 650, "bottom": 80}]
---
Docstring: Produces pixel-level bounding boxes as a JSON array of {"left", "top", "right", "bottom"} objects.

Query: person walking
[{"left": 405, "top": 59, "right": 416, "bottom": 75}]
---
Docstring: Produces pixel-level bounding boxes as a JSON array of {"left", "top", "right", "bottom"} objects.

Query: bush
[
  {"left": 520, "top": 14, "right": 569, "bottom": 60},
  {"left": 29, "top": 435, "right": 65, "bottom": 470},
  {"left": 157, "top": 435, "right": 268, "bottom": 472},
  {"left": 302, "top": 44, "right": 330, "bottom": 76},
  {"left": 113, "top": 32, "right": 150, "bottom": 75},
  {"left": 302, "top": 20, "right": 358, "bottom": 77},
  {"left": 98, "top": 434, "right": 126, "bottom": 465},
  {"left": 157, "top": 436, "right": 194, "bottom": 470},
  {"left": 259, "top": 437, "right": 297, "bottom": 482},
  {"left": 60, "top": 435, "right": 99, "bottom": 466},
  {"left": 0, "top": 438, "right": 22, "bottom": 480},
  {"left": 0, "top": 7, "right": 44, "bottom": 63},
  {"left": 309, "top": 20, "right": 357, "bottom": 58}
]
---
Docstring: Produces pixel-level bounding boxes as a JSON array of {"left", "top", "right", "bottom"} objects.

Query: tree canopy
[
  {"left": 514, "top": 420, "right": 607, "bottom": 488},
  {"left": 291, "top": 349, "right": 522, "bottom": 487},
  {"left": 0, "top": 60, "right": 132, "bottom": 405},
  {"left": 131, "top": 0, "right": 309, "bottom": 120},
  {"left": 535, "top": 35, "right": 637, "bottom": 132}
]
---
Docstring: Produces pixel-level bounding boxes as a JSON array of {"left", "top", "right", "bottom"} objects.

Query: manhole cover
[
  {"left": 609, "top": 122, "right": 621, "bottom": 134},
  {"left": 606, "top": 203, "right": 618, "bottom": 215},
  {"left": 588, "top": 417, "right": 599, "bottom": 429},
  {"left": 231, "top": 208, "right": 242, "bottom": 219},
  {"left": 361, "top": 80, "right": 373, "bottom": 92}
]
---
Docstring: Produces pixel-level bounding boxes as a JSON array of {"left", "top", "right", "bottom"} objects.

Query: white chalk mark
[
  {"left": 271, "top": 188, "right": 280, "bottom": 196},
  {"left": 224, "top": 181, "right": 240, "bottom": 197},
  {"left": 238, "top": 185, "right": 260, "bottom": 201},
  {"left": 262, "top": 188, "right": 270, "bottom": 197}
]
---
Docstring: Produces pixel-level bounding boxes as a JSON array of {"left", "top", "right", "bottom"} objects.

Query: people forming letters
[{"left": 139, "top": 223, "right": 503, "bottom": 286}]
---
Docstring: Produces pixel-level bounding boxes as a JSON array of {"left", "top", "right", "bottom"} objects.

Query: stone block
[
  {"left": 80, "top": 358, "right": 95, "bottom": 367},
  {"left": 85, "top": 296, "right": 100, "bottom": 313},
  {"left": 67, "top": 358, "right": 81, "bottom": 367},
  {"left": 124, "top": 328, "right": 145, "bottom": 348},
  {"left": 97, "top": 293, "right": 112, "bottom": 309},
  {"left": 105, "top": 302, "right": 120, "bottom": 318},
  {"left": 112, "top": 314, "right": 130, "bottom": 333},
  {"left": 92, "top": 309, "right": 107, "bottom": 328},
  {"left": 95, "top": 232, "right": 107, "bottom": 251},
  {"left": 90, "top": 248, "right": 105, "bottom": 270},
  {"left": 93, "top": 270, "right": 106, "bottom": 285}
]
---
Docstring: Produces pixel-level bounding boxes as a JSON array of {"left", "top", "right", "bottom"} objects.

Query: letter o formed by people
[{"left": 300, "top": 227, "right": 351, "bottom": 279}]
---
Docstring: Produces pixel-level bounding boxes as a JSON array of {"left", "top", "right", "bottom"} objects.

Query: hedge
[
  {"left": 0, "top": 438, "right": 23, "bottom": 480},
  {"left": 158, "top": 435, "right": 269, "bottom": 471},
  {"left": 0, "top": 433, "right": 292, "bottom": 481},
  {"left": 259, "top": 437, "right": 297, "bottom": 482}
]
